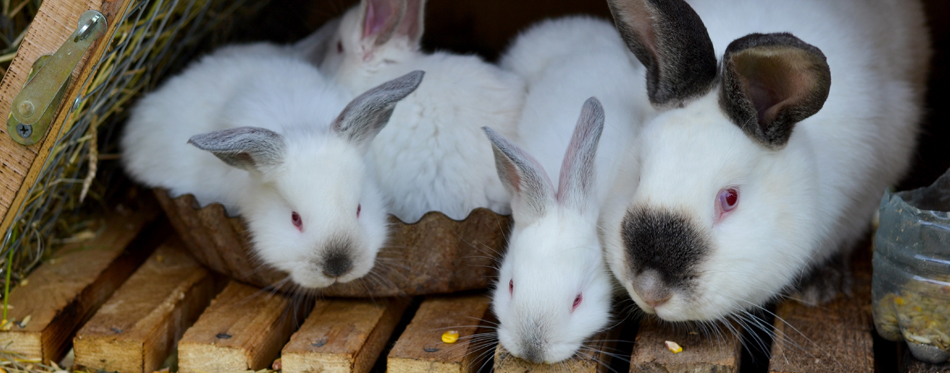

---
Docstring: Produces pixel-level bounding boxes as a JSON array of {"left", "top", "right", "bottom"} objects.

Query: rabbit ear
[
  {"left": 332, "top": 70, "right": 424, "bottom": 148},
  {"left": 606, "top": 0, "right": 717, "bottom": 107},
  {"left": 557, "top": 98, "right": 606, "bottom": 212},
  {"left": 361, "top": 0, "right": 405, "bottom": 46},
  {"left": 719, "top": 33, "right": 831, "bottom": 149},
  {"left": 483, "top": 127, "right": 555, "bottom": 224},
  {"left": 296, "top": 18, "right": 342, "bottom": 64},
  {"left": 189, "top": 127, "right": 286, "bottom": 175},
  {"left": 395, "top": 0, "right": 426, "bottom": 47}
]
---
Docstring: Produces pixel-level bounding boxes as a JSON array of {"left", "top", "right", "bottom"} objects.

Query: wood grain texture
[
  {"left": 281, "top": 298, "right": 411, "bottom": 373},
  {"left": 629, "top": 318, "right": 742, "bottom": 373},
  {"left": 73, "top": 238, "right": 218, "bottom": 373},
  {"left": 155, "top": 189, "right": 511, "bottom": 297},
  {"left": 388, "top": 295, "right": 494, "bottom": 373},
  {"left": 0, "top": 198, "right": 161, "bottom": 363},
  {"left": 493, "top": 327, "right": 620, "bottom": 373},
  {"left": 768, "top": 247, "right": 874, "bottom": 373},
  {"left": 177, "top": 281, "right": 312, "bottom": 373},
  {"left": 0, "top": 0, "right": 131, "bottom": 239}
]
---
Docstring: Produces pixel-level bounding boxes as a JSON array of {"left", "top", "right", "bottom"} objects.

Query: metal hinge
[{"left": 6, "top": 10, "right": 107, "bottom": 145}]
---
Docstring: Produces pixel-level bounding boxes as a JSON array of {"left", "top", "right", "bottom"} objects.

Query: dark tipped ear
[
  {"left": 296, "top": 18, "right": 342, "bottom": 64},
  {"left": 361, "top": 0, "right": 405, "bottom": 46},
  {"left": 719, "top": 33, "right": 831, "bottom": 149},
  {"left": 395, "top": 0, "right": 426, "bottom": 47},
  {"left": 333, "top": 70, "right": 424, "bottom": 147},
  {"left": 606, "top": 0, "right": 718, "bottom": 107},
  {"left": 557, "top": 97, "right": 605, "bottom": 211},
  {"left": 483, "top": 126, "right": 555, "bottom": 223},
  {"left": 188, "top": 127, "right": 285, "bottom": 174}
]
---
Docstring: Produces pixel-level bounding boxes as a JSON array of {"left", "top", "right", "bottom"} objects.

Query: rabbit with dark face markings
[
  {"left": 600, "top": 0, "right": 930, "bottom": 321},
  {"left": 121, "top": 42, "right": 423, "bottom": 289}
]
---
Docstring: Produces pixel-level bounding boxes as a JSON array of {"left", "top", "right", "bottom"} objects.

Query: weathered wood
[
  {"left": 0, "top": 0, "right": 133, "bottom": 239},
  {"left": 177, "top": 281, "right": 312, "bottom": 373},
  {"left": 155, "top": 189, "right": 511, "bottom": 297},
  {"left": 281, "top": 298, "right": 411, "bottom": 373},
  {"left": 388, "top": 295, "right": 494, "bottom": 373},
  {"left": 901, "top": 344, "right": 950, "bottom": 373},
  {"left": 493, "top": 327, "right": 620, "bottom": 373},
  {"left": 769, "top": 247, "right": 874, "bottom": 373},
  {"left": 73, "top": 238, "right": 219, "bottom": 373},
  {"left": 628, "top": 318, "right": 742, "bottom": 373},
  {"left": 0, "top": 199, "right": 162, "bottom": 363}
]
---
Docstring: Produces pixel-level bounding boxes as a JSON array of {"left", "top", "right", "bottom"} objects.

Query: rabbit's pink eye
[
  {"left": 716, "top": 188, "right": 739, "bottom": 219},
  {"left": 336, "top": 41, "right": 343, "bottom": 54},
  {"left": 357, "top": 204, "right": 361, "bottom": 218},
  {"left": 572, "top": 293, "right": 583, "bottom": 312},
  {"left": 292, "top": 212, "right": 303, "bottom": 231},
  {"left": 509, "top": 279, "right": 514, "bottom": 295}
]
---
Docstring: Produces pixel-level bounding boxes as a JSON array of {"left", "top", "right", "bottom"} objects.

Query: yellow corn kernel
[
  {"left": 665, "top": 341, "right": 683, "bottom": 354},
  {"left": 442, "top": 330, "right": 460, "bottom": 344},
  {"left": 895, "top": 296, "right": 905, "bottom": 305}
]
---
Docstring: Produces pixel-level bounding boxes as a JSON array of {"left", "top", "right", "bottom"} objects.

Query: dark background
[{"left": 246, "top": 0, "right": 950, "bottom": 191}]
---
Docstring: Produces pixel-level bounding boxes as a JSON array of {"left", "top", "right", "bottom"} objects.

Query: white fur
[
  {"left": 311, "top": 3, "right": 526, "bottom": 222},
  {"left": 600, "top": 0, "right": 931, "bottom": 321},
  {"left": 121, "top": 43, "right": 389, "bottom": 289},
  {"left": 491, "top": 17, "right": 649, "bottom": 363}
]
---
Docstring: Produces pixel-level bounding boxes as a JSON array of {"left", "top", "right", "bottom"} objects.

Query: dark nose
[
  {"left": 322, "top": 252, "right": 353, "bottom": 278},
  {"left": 521, "top": 344, "right": 544, "bottom": 364},
  {"left": 633, "top": 270, "right": 672, "bottom": 309}
]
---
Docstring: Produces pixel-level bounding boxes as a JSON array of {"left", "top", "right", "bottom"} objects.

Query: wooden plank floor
[{"left": 3, "top": 211, "right": 946, "bottom": 373}]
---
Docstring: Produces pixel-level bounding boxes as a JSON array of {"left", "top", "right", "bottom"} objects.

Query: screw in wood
[
  {"left": 216, "top": 333, "right": 232, "bottom": 339},
  {"left": 16, "top": 123, "right": 31, "bottom": 138}
]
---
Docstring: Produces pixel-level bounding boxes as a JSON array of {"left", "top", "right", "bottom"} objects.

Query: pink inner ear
[{"left": 363, "top": 0, "right": 395, "bottom": 39}]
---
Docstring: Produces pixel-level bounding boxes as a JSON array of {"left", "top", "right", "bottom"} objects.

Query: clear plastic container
[{"left": 872, "top": 168, "right": 950, "bottom": 364}]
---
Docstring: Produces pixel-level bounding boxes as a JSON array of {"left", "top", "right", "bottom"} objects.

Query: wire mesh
[{"left": 0, "top": 0, "right": 269, "bottom": 318}]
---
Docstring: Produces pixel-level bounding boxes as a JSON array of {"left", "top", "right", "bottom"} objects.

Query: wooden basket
[{"left": 153, "top": 189, "right": 510, "bottom": 297}]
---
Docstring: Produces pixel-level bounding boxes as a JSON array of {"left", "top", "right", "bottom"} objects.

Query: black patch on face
[
  {"left": 320, "top": 237, "right": 355, "bottom": 278},
  {"left": 620, "top": 208, "right": 709, "bottom": 289},
  {"left": 719, "top": 33, "right": 831, "bottom": 149},
  {"left": 606, "top": 0, "right": 718, "bottom": 107}
]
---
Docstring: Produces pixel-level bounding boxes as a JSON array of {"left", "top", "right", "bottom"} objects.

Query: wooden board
[
  {"left": 177, "top": 281, "right": 312, "bottom": 373},
  {"left": 493, "top": 327, "right": 620, "bottom": 373},
  {"left": 73, "top": 238, "right": 218, "bottom": 373},
  {"left": 388, "top": 295, "right": 494, "bottom": 373},
  {"left": 628, "top": 318, "right": 742, "bottom": 373},
  {"left": 155, "top": 189, "right": 511, "bottom": 297},
  {"left": 0, "top": 0, "right": 133, "bottom": 240},
  {"left": 281, "top": 298, "right": 411, "bottom": 373},
  {"left": 768, "top": 247, "right": 874, "bottom": 372}
]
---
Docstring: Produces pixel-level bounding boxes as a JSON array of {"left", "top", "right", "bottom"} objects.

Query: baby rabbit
[
  {"left": 598, "top": 0, "right": 930, "bottom": 321},
  {"left": 121, "top": 42, "right": 423, "bottom": 289},
  {"left": 488, "top": 17, "right": 648, "bottom": 364},
  {"left": 304, "top": 0, "right": 526, "bottom": 222}
]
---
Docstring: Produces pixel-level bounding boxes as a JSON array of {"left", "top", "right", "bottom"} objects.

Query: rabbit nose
[
  {"left": 322, "top": 252, "right": 353, "bottom": 278},
  {"left": 633, "top": 270, "right": 672, "bottom": 309},
  {"left": 522, "top": 344, "right": 545, "bottom": 364}
]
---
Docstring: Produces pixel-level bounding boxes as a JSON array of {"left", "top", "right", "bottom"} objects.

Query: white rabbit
[
  {"left": 303, "top": 0, "right": 526, "bottom": 222},
  {"left": 488, "top": 17, "right": 649, "bottom": 364},
  {"left": 598, "top": 0, "right": 930, "bottom": 322},
  {"left": 121, "top": 42, "right": 423, "bottom": 289}
]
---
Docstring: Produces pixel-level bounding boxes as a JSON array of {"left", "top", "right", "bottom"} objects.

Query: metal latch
[{"left": 6, "top": 10, "right": 107, "bottom": 145}]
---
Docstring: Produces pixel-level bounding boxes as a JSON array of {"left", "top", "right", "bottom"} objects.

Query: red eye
[
  {"left": 572, "top": 293, "right": 583, "bottom": 312},
  {"left": 509, "top": 279, "right": 514, "bottom": 295},
  {"left": 716, "top": 188, "right": 739, "bottom": 219},
  {"left": 292, "top": 211, "right": 303, "bottom": 231},
  {"left": 336, "top": 41, "right": 343, "bottom": 54},
  {"left": 357, "top": 204, "right": 361, "bottom": 218}
]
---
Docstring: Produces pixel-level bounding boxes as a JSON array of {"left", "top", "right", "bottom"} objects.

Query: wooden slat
[
  {"left": 388, "top": 295, "right": 494, "bottom": 373},
  {"left": 0, "top": 200, "right": 162, "bottom": 363},
  {"left": 0, "top": 0, "right": 133, "bottom": 240},
  {"left": 177, "top": 281, "right": 312, "bottom": 373},
  {"left": 73, "top": 238, "right": 219, "bottom": 373},
  {"left": 493, "top": 327, "right": 620, "bottom": 373},
  {"left": 281, "top": 298, "right": 411, "bottom": 373},
  {"left": 628, "top": 318, "right": 742, "bottom": 373},
  {"left": 768, "top": 247, "right": 874, "bottom": 372}
]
